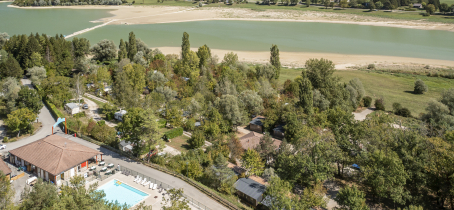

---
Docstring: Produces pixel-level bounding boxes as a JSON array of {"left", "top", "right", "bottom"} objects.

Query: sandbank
[
  {"left": 158, "top": 47, "right": 454, "bottom": 69},
  {"left": 8, "top": 4, "right": 454, "bottom": 32}
]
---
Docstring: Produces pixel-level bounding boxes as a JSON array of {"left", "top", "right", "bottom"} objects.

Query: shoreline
[
  {"left": 158, "top": 47, "right": 454, "bottom": 69},
  {"left": 7, "top": 4, "right": 454, "bottom": 32}
]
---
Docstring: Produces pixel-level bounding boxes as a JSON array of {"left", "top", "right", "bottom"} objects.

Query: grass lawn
[
  {"left": 279, "top": 68, "right": 454, "bottom": 115},
  {"left": 135, "top": 1, "right": 454, "bottom": 24},
  {"left": 166, "top": 135, "right": 191, "bottom": 152},
  {"left": 335, "top": 70, "right": 454, "bottom": 115}
]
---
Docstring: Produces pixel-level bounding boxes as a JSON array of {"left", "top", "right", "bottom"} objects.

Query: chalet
[
  {"left": 9, "top": 135, "right": 103, "bottom": 185},
  {"left": 234, "top": 178, "right": 267, "bottom": 207},
  {"left": 114, "top": 110, "right": 127, "bottom": 121},
  {"left": 119, "top": 140, "right": 133, "bottom": 152},
  {"left": 273, "top": 125, "right": 285, "bottom": 139},
  {"left": 413, "top": 3, "right": 423, "bottom": 8},
  {"left": 249, "top": 116, "right": 265, "bottom": 133},
  {"left": 65, "top": 103, "right": 81, "bottom": 115}
]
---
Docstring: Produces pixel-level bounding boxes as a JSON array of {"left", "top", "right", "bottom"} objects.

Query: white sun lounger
[
  {"left": 143, "top": 181, "right": 150, "bottom": 186},
  {"left": 152, "top": 183, "right": 157, "bottom": 190},
  {"left": 133, "top": 175, "right": 139, "bottom": 182},
  {"left": 141, "top": 178, "right": 147, "bottom": 185},
  {"left": 149, "top": 183, "right": 153, "bottom": 189},
  {"left": 136, "top": 177, "right": 142, "bottom": 183}
]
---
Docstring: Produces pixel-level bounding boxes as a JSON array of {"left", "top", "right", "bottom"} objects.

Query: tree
[
  {"left": 91, "top": 124, "right": 117, "bottom": 145},
  {"left": 118, "top": 38, "right": 127, "bottom": 60},
  {"left": 161, "top": 188, "right": 190, "bottom": 210},
  {"left": 306, "top": 0, "right": 311, "bottom": 6},
  {"left": 349, "top": 78, "right": 365, "bottom": 105},
  {"left": 90, "top": 39, "right": 117, "bottom": 62},
  {"left": 239, "top": 90, "right": 264, "bottom": 116},
  {"left": 0, "top": 32, "right": 8, "bottom": 49},
  {"left": 375, "top": 1, "right": 383, "bottom": 9},
  {"left": 155, "top": 86, "right": 177, "bottom": 102},
  {"left": 414, "top": 79, "right": 428, "bottom": 94},
  {"left": 426, "top": 4, "right": 436, "bottom": 14},
  {"left": 40, "top": 76, "right": 72, "bottom": 107},
  {"left": 181, "top": 32, "right": 190, "bottom": 64},
  {"left": 123, "top": 63, "right": 146, "bottom": 95},
  {"left": 264, "top": 176, "right": 296, "bottom": 210},
  {"left": 296, "top": 74, "right": 314, "bottom": 114},
  {"left": 324, "top": 0, "right": 330, "bottom": 8},
  {"left": 205, "top": 154, "right": 238, "bottom": 194},
  {"left": 20, "top": 179, "right": 59, "bottom": 209},
  {"left": 27, "top": 66, "right": 47, "bottom": 85},
  {"left": 242, "top": 149, "right": 264, "bottom": 176},
  {"left": 306, "top": 58, "right": 335, "bottom": 90},
  {"left": 5, "top": 108, "right": 37, "bottom": 137},
  {"left": 369, "top": 1, "right": 376, "bottom": 10},
  {"left": 0, "top": 171, "right": 14, "bottom": 210},
  {"left": 340, "top": 0, "right": 348, "bottom": 8},
  {"left": 335, "top": 185, "right": 369, "bottom": 210},
  {"left": 228, "top": 134, "right": 244, "bottom": 161},
  {"left": 223, "top": 52, "right": 238, "bottom": 66},
  {"left": 128, "top": 32, "right": 137, "bottom": 61},
  {"left": 215, "top": 95, "right": 243, "bottom": 128},
  {"left": 313, "top": 89, "right": 330, "bottom": 111},
  {"left": 256, "top": 64, "right": 276, "bottom": 81},
  {"left": 362, "top": 150, "right": 409, "bottom": 205},
  {"left": 363, "top": 96, "right": 372, "bottom": 107},
  {"left": 133, "top": 51, "right": 148, "bottom": 67},
  {"left": 0, "top": 55, "right": 23, "bottom": 79},
  {"left": 0, "top": 50, "right": 8, "bottom": 64},
  {"left": 270, "top": 44, "right": 281, "bottom": 79},
  {"left": 16, "top": 86, "right": 43, "bottom": 114},
  {"left": 440, "top": 3, "right": 450, "bottom": 13},
  {"left": 255, "top": 134, "right": 277, "bottom": 165},
  {"left": 423, "top": 100, "right": 454, "bottom": 127},
  {"left": 2, "top": 77, "right": 21, "bottom": 112},
  {"left": 330, "top": 1, "right": 335, "bottom": 8},
  {"left": 29, "top": 52, "right": 42, "bottom": 67},
  {"left": 441, "top": 88, "right": 454, "bottom": 115},
  {"left": 71, "top": 37, "right": 90, "bottom": 60},
  {"left": 188, "top": 129, "right": 205, "bottom": 149},
  {"left": 197, "top": 45, "right": 211, "bottom": 68}
]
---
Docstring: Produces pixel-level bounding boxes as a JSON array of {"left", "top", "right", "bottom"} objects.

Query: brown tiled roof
[
  {"left": 0, "top": 159, "right": 11, "bottom": 175},
  {"left": 239, "top": 132, "right": 282, "bottom": 151},
  {"left": 9, "top": 135, "right": 102, "bottom": 176}
]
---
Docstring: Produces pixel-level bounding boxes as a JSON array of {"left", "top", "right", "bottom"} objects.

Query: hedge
[{"left": 165, "top": 127, "right": 183, "bottom": 139}]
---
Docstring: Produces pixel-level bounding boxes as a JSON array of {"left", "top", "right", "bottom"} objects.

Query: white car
[{"left": 0, "top": 144, "right": 6, "bottom": 150}]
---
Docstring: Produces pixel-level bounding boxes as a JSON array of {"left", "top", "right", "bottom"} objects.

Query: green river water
[{"left": 1, "top": 2, "right": 454, "bottom": 61}]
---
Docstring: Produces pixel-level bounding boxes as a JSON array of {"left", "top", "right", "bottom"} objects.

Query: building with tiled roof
[
  {"left": 9, "top": 135, "right": 102, "bottom": 185},
  {"left": 0, "top": 158, "right": 12, "bottom": 180},
  {"left": 239, "top": 131, "right": 282, "bottom": 151}
]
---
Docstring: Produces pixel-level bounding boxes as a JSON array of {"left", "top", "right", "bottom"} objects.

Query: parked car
[
  {"left": 0, "top": 144, "right": 6, "bottom": 150},
  {"left": 83, "top": 104, "right": 89, "bottom": 109}
]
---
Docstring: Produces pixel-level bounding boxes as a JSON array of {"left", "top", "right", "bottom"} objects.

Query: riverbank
[
  {"left": 158, "top": 47, "right": 454, "bottom": 69},
  {"left": 8, "top": 4, "right": 454, "bottom": 32}
]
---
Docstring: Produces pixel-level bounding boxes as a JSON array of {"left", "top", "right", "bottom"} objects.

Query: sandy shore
[
  {"left": 8, "top": 4, "right": 454, "bottom": 32},
  {"left": 158, "top": 47, "right": 454, "bottom": 69}
]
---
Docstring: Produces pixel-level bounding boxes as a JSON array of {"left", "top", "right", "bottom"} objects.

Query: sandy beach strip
[
  {"left": 158, "top": 47, "right": 454, "bottom": 69},
  {"left": 8, "top": 4, "right": 454, "bottom": 32}
]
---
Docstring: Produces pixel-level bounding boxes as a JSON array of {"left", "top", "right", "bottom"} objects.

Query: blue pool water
[{"left": 97, "top": 179, "right": 149, "bottom": 208}]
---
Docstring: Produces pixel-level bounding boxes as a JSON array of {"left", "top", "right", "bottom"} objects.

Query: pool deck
[{"left": 87, "top": 173, "right": 200, "bottom": 209}]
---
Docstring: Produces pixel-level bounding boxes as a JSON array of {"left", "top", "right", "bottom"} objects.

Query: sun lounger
[
  {"left": 133, "top": 175, "right": 139, "bottom": 182},
  {"left": 152, "top": 183, "right": 157, "bottom": 190},
  {"left": 149, "top": 183, "right": 153, "bottom": 189},
  {"left": 143, "top": 181, "right": 150, "bottom": 186},
  {"left": 136, "top": 177, "right": 142, "bottom": 183},
  {"left": 141, "top": 178, "right": 147, "bottom": 185}
]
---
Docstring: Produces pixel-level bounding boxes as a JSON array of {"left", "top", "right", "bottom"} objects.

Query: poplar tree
[
  {"left": 270, "top": 44, "right": 281, "bottom": 79},
  {"left": 127, "top": 32, "right": 137, "bottom": 61},
  {"left": 118, "top": 39, "right": 127, "bottom": 60},
  {"left": 296, "top": 72, "right": 313, "bottom": 114},
  {"left": 181, "top": 32, "right": 190, "bottom": 64},
  {"left": 196, "top": 45, "right": 210, "bottom": 68}
]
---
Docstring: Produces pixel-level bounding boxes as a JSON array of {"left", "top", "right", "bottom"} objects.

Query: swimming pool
[{"left": 97, "top": 179, "right": 149, "bottom": 208}]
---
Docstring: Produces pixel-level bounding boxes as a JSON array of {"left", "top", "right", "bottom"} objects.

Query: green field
[
  {"left": 134, "top": 1, "right": 454, "bottom": 24},
  {"left": 280, "top": 68, "right": 454, "bottom": 115}
]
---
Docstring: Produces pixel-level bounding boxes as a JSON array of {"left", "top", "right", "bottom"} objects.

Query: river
[{"left": 1, "top": 2, "right": 454, "bottom": 61}]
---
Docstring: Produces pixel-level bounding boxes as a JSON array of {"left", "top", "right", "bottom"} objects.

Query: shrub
[
  {"left": 392, "top": 102, "right": 402, "bottom": 114},
  {"left": 158, "top": 119, "right": 167, "bottom": 128},
  {"left": 363, "top": 96, "right": 372, "bottom": 107},
  {"left": 414, "top": 79, "right": 428, "bottom": 94},
  {"left": 164, "top": 127, "right": 183, "bottom": 140},
  {"left": 367, "top": 64, "right": 375, "bottom": 69},
  {"left": 97, "top": 120, "right": 106, "bottom": 126},
  {"left": 397, "top": 107, "right": 412, "bottom": 117},
  {"left": 374, "top": 98, "right": 385, "bottom": 111},
  {"left": 3, "top": 137, "right": 8, "bottom": 143},
  {"left": 74, "top": 112, "right": 86, "bottom": 118}
]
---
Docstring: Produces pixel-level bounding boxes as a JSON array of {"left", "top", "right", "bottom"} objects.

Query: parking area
[{"left": 3, "top": 159, "right": 34, "bottom": 203}]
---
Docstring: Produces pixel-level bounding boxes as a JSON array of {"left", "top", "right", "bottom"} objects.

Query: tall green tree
[
  {"left": 16, "top": 86, "right": 43, "bottom": 114},
  {"left": 264, "top": 176, "right": 295, "bottom": 210},
  {"left": 197, "top": 44, "right": 211, "bottom": 68},
  {"left": 204, "top": 154, "right": 238, "bottom": 194},
  {"left": 270, "top": 44, "right": 281, "bottom": 79},
  {"left": 188, "top": 129, "right": 205, "bottom": 149},
  {"left": 90, "top": 39, "right": 117, "bottom": 62},
  {"left": 127, "top": 32, "right": 137, "bottom": 61},
  {"left": 241, "top": 149, "right": 265, "bottom": 176},
  {"left": 118, "top": 38, "right": 127, "bottom": 61},
  {"left": 296, "top": 73, "right": 313, "bottom": 114},
  {"left": 0, "top": 55, "right": 23, "bottom": 79},
  {"left": 181, "top": 32, "right": 190, "bottom": 64},
  {"left": 255, "top": 133, "right": 277, "bottom": 166}
]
